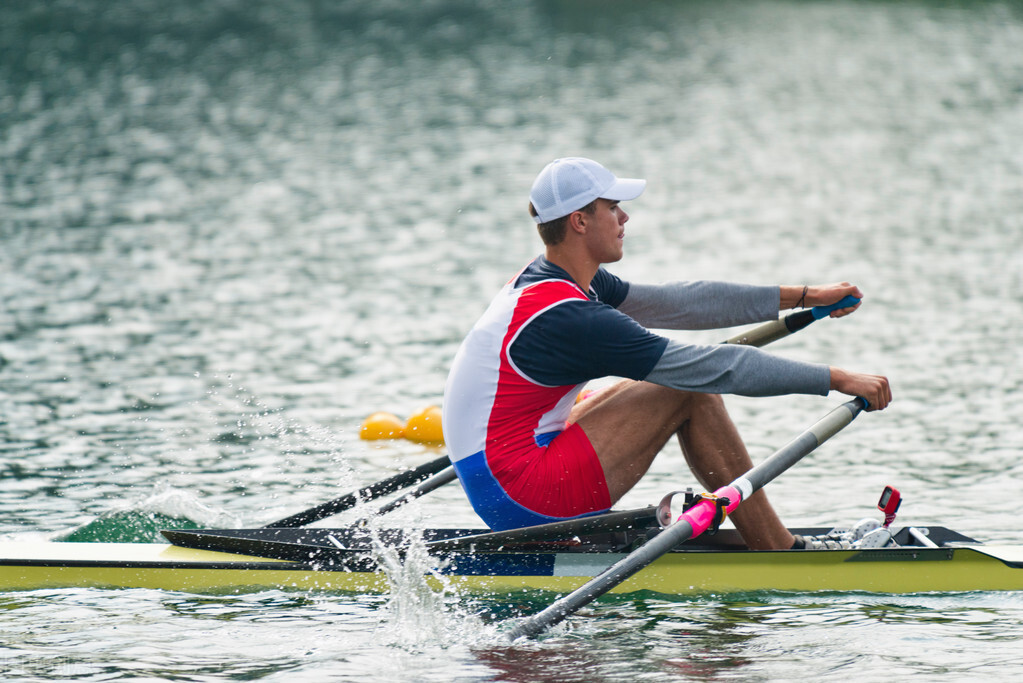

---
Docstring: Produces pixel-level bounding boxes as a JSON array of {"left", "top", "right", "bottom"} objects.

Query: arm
[
  {"left": 617, "top": 281, "right": 779, "bottom": 330},
  {"left": 619, "top": 280, "right": 865, "bottom": 330},
  {"left": 647, "top": 344, "right": 894, "bottom": 410}
]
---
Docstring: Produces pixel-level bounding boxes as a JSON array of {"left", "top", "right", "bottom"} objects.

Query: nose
[{"left": 619, "top": 207, "right": 629, "bottom": 224}]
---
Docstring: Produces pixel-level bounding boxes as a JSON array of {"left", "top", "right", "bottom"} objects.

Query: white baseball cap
[{"left": 529, "top": 157, "right": 646, "bottom": 224}]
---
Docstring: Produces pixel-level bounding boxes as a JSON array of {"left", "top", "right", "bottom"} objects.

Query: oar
[
  {"left": 262, "top": 454, "right": 452, "bottom": 528},
  {"left": 506, "top": 397, "right": 869, "bottom": 641},
  {"left": 725, "top": 295, "right": 860, "bottom": 348},
  {"left": 353, "top": 467, "right": 460, "bottom": 526}
]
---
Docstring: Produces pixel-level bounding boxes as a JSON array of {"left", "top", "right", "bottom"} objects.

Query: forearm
[{"left": 780, "top": 285, "right": 809, "bottom": 310}]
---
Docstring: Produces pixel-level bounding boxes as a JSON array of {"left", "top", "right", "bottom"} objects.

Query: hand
[
  {"left": 829, "top": 367, "right": 893, "bottom": 411},
  {"left": 783, "top": 282, "right": 863, "bottom": 317},
  {"left": 809, "top": 282, "right": 863, "bottom": 317}
]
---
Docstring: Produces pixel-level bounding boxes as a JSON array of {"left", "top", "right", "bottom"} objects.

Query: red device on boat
[{"left": 878, "top": 485, "right": 901, "bottom": 528}]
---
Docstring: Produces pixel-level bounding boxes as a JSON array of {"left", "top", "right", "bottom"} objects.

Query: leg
[{"left": 570, "top": 380, "right": 794, "bottom": 550}]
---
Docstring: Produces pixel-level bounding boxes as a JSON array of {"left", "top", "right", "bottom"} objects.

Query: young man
[{"left": 442, "top": 157, "right": 892, "bottom": 549}]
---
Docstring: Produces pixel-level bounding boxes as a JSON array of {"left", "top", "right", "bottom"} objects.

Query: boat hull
[{"left": 3, "top": 537, "right": 1023, "bottom": 594}]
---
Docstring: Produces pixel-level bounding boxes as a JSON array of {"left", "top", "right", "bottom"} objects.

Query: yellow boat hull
[{"left": 3, "top": 541, "right": 1022, "bottom": 594}]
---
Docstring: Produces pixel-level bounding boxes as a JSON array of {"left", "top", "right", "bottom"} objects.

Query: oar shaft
[
  {"left": 506, "top": 398, "right": 867, "bottom": 641},
  {"left": 724, "top": 296, "right": 860, "bottom": 347},
  {"left": 262, "top": 455, "right": 452, "bottom": 528},
  {"left": 738, "top": 397, "right": 866, "bottom": 494},
  {"left": 358, "top": 467, "right": 459, "bottom": 524}
]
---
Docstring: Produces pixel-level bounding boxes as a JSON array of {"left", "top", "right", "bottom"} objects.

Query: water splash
[
  {"left": 361, "top": 518, "right": 498, "bottom": 652},
  {"left": 55, "top": 481, "right": 242, "bottom": 543}
]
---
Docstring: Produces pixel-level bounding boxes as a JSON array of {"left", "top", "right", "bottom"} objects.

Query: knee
[
  {"left": 675, "top": 391, "right": 726, "bottom": 418},
  {"left": 695, "top": 393, "right": 726, "bottom": 409}
]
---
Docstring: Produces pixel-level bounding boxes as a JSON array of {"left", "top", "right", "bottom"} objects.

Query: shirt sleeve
[
  {"left": 617, "top": 281, "right": 780, "bottom": 330},
  {"left": 644, "top": 339, "right": 832, "bottom": 396},
  {"left": 590, "top": 267, "right": 631, "bottom": 308},
  {"left": 509, "top": 299, "right": 668, "bottom": 386}
]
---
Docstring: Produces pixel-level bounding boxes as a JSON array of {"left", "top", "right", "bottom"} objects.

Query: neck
[{"left": 544, "top": 245, "right": 599, "bottom": 292}]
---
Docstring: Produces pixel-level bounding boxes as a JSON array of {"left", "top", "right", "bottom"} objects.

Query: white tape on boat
[{"left": 553, "top": 554, "right": 628, "bottom": 577}]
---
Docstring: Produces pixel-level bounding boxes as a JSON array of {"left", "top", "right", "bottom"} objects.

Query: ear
[{"left": 566, "top": 210, "right": 589, "bottom": 235}]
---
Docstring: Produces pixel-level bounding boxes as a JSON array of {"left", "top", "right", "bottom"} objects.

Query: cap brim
[{"left": 600, "top": 177, "right": 646, "bottom": 202}]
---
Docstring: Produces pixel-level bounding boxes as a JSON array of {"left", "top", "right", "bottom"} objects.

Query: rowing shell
[{"left": 3, "top": 526, "right": 1023, "bottom": 594}]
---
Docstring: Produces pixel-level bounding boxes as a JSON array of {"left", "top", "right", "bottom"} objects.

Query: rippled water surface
[{"left": 2, "top": 0, "right": 1023, "bottom": 680}]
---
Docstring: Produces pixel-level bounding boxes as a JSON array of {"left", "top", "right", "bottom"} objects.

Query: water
[{"left": 2, "top": 0, "right": 1022, "bottom": 679}]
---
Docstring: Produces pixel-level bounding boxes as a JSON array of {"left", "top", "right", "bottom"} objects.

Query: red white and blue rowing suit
[{"left": 442, "top": 257, "right": 831, "bottom": 531}]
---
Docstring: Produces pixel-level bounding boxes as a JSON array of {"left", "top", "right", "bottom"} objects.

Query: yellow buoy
[
  {"left": 359, "top": 412, "right": 406, "bottom": 440},
  {"left": 404, "top": 405, "right": 444, "bottom": 445}
]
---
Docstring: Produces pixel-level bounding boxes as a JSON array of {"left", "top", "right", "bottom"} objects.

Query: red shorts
[
  {"left": 494, "top": 422, "right": 612, "bottom": 518},
  {"left": 454, "top": 423, "right": 613, "bottom": 530}
]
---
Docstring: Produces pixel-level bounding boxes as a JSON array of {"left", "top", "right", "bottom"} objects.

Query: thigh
[{"left": 569, "top": 380, "right": 693, "bottom": 502}]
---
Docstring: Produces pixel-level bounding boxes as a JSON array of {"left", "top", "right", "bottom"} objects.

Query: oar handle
[{"left": 811, "top": 295, "right": 860, "bottom": 320}]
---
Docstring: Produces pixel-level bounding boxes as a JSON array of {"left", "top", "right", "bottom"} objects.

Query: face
[{"left": 581, "top": 198, "right": 629, "bottom": 264}]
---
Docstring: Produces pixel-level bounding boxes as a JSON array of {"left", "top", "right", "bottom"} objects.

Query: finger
[
  {"left": 871, "top": 378, "right": 893, "bottom": 411},
  {"left": 829, "top": 301, "right": 861, "bottom": 318},
  {"left": 828, "top": 282, "right": 862, "bottom": 299}
]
